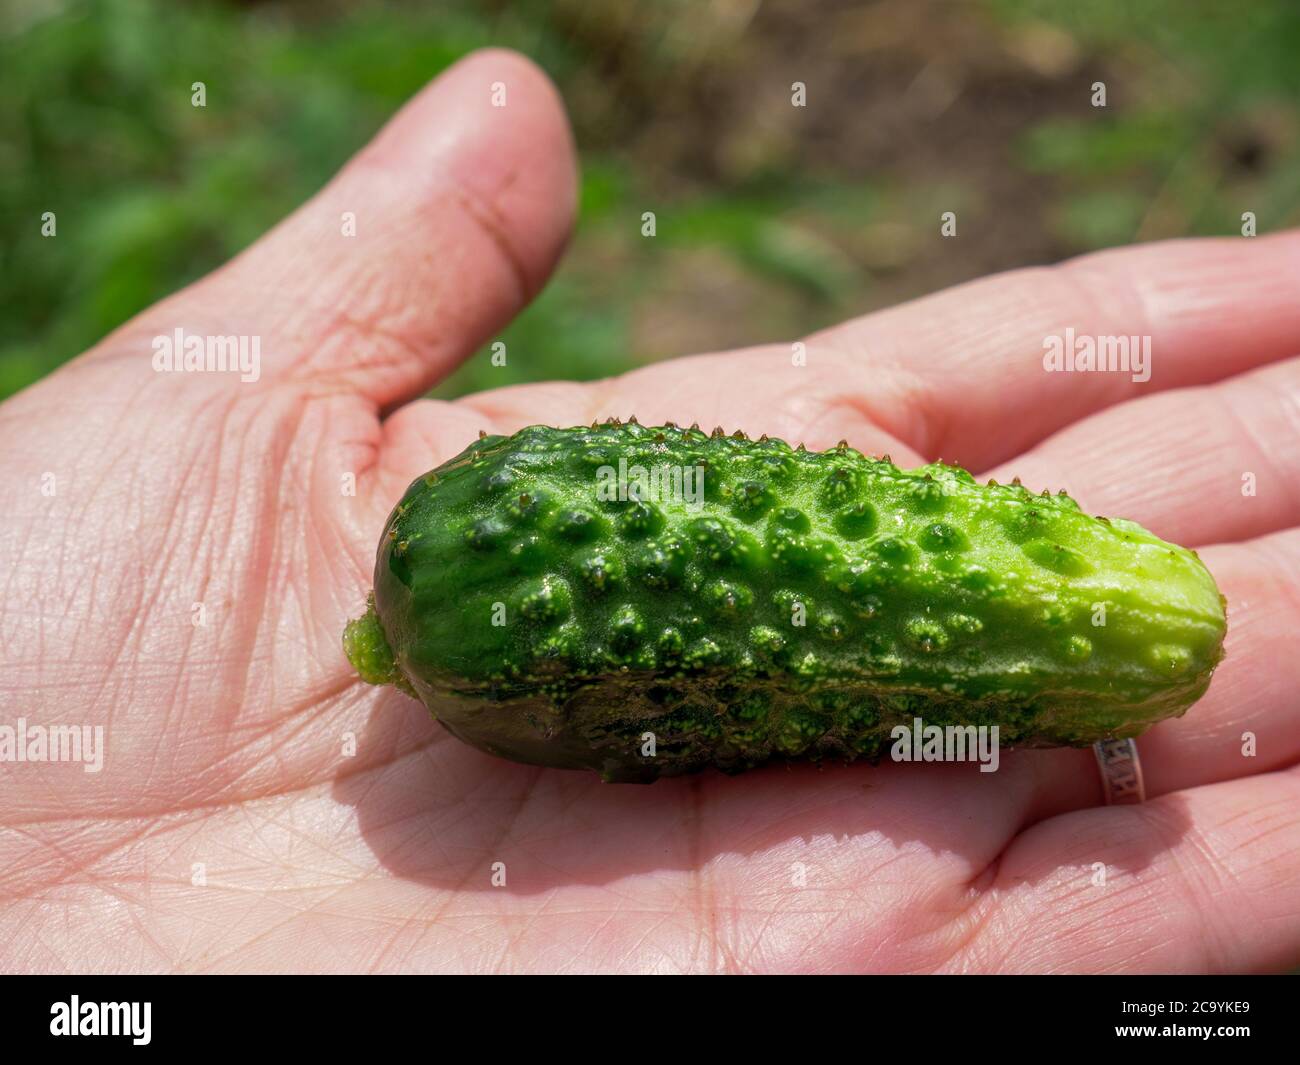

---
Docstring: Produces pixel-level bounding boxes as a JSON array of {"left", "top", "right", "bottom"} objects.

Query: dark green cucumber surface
[{"left": 345, "top": 421, "right": 1227, "bottom": 782}]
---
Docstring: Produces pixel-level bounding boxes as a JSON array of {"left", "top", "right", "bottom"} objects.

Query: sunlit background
[{"left": 3, "top": 0, "right": 1298, "bottom": 400}]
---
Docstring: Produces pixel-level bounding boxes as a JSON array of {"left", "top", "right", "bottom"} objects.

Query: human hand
[{"left": 2, "top": 49, "right": 1297, "bottom": 973}]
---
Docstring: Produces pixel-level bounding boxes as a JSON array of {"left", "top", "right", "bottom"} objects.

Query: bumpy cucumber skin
[{"left": 346, "top": 421, "right": 1227, "bottom": 782}]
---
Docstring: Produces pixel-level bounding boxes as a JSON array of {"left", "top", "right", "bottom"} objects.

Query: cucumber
[{"left": 345, "top": 420, "right": 1226, "bottom": 782}]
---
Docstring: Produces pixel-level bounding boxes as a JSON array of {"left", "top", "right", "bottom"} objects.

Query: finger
[
  {"left": 981, "top": 353, "right": 1300, "bottom": 547},
  {"left": 806, "top": 230, "right": 1300, "bottom": 470},
  {"left": 382, "top": 346, "right": 931, "bottom": 523},
  {"left": 960, "top": 765, "right": 1300, "bottom": 973},
  {"left": 454, "top": 345, "right": 930, "bottom": 462},
  {"left": 104, "top": 48, "right": 577, "bottom": 409}
]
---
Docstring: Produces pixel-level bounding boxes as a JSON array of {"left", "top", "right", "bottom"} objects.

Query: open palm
[{"left": 4, "top": 50, "right": 1298, "bottom": 974}]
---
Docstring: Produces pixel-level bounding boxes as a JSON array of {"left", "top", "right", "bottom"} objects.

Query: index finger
[{"left": 806, "top": 229, "right": 1300, "bottom": 469}]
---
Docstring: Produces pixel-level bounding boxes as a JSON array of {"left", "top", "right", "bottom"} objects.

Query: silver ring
[{"left": 1093, "top": 738, "right": 1146, "bottom": 805}]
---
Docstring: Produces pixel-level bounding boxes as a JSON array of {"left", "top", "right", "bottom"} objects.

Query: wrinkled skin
[{"left": 2, "top": 50, "right": 1299, "bottom": 973}]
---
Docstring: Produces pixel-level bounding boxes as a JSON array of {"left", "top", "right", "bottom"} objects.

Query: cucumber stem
[{"left": 343, "top": 599, "right": 414, "bottom": 695}]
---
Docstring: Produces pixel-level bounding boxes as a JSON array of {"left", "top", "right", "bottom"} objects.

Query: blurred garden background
[{"left": 2, "top": 0, "right": 1299, "bottom": 401}]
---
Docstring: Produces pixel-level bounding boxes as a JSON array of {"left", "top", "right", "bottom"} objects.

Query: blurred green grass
[{"left": 3, "top": 0, "right": 1299, "bottom": 401}]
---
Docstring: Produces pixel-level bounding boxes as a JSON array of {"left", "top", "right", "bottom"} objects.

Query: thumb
[{"left": 105, "top": 48, "right": 578, "bottom": 410}]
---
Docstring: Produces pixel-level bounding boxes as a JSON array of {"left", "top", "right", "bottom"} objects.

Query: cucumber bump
[{"left": 345, "top": 420, "right": 1227, "bottom": 782}]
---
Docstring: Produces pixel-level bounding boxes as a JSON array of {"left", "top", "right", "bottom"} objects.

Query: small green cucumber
[{"left": 345, "top": 421, "right": 1226, "bottom": 782}]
